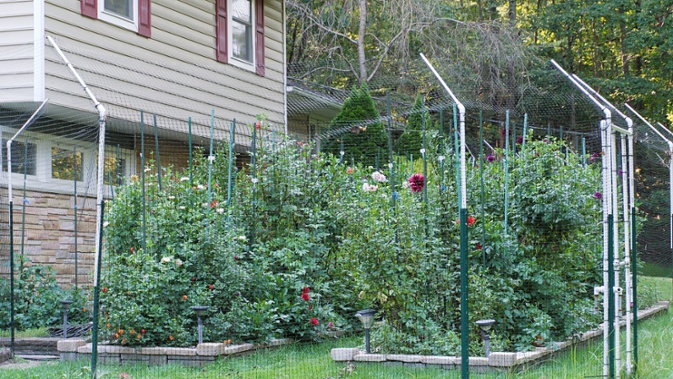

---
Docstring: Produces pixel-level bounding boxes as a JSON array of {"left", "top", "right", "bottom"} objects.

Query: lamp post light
[
  {"left": 476, "top": 319, "right": 496, "bottom": 357},
  {"left": 355, "top": 309, "right": 376, "bottom": 354},
  {"left": 60, "top": 299, "right": 73, "bottom": 339},
  {"left": 191, "top": 306, "right": 209, "bottom": 345}
]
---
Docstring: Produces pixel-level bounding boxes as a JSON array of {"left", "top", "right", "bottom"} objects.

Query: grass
[
  {"left": 1, "top": 277, "right": 672, "bottom": 379},
  {"left": 0, "top": 327, "right": 49, "bottom": 338}
]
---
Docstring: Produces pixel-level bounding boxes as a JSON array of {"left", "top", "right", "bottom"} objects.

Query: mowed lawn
[{"left": 1, "top": 276, "right": 671, "bottom": 379}]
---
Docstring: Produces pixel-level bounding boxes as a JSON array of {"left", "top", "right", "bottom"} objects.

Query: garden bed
[
  {"left": 331, "top": 301, "right": 669, "bottom": 373},
  {"left": 57, "top": 338, "right": 292, "bottom": 367}
]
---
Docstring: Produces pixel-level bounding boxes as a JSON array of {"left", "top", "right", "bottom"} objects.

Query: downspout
[
  {"left": 46, "top": 35, "right": 107, "bottom": 377},
  {"left": 420, "top": 53, "right": 468, "bottom": 379},
  {"left": 550, "top": 60, "right": 613, "bottom": 378}
]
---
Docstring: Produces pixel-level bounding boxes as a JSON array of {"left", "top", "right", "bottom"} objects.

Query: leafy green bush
[{"left": 0, "top": 255, "right": 89, "bottom": 330}]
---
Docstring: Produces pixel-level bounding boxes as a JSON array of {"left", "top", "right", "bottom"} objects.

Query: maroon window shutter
[
  {"left": 138, "top": 0, "right": 151, "bottom": 37},
  {"left": 255, "top": 0, "right": 265, "bottom": 76},
  {"left": 81, "top": 0, "right": 98, "bottom": 19},
  {"left": 216, "top": 0, "right": 228, "bottom": 63}
]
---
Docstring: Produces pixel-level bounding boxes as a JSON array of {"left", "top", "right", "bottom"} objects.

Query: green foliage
[
  {"left": 104, "top": 125, "right": 610, "bottom": 354},
  {"left": 323, "top": 85, "right": 387, "bottom": 166},
  {"left": 394, "top": 94, "right": 425, "bottom": 156},
  {"left": 0, "top": 255, "right": 89, "bottom": 330}
]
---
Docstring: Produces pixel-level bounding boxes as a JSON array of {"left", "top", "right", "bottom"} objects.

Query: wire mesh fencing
[{"left": 1, "top": 38, "right": 672, "bottom": 379}]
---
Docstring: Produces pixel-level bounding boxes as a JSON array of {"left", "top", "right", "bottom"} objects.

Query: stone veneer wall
[{"left": 0, "top": 188, "right": 97, "bottom": 287}]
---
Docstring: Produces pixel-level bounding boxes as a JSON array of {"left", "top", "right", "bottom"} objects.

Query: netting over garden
[{"left": 1, "top": 40, "right": 671, "bottom": 379}]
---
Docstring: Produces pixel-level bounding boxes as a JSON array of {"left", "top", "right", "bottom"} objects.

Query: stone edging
[
  {"left": 58, "top": 338, "right": 292, "bottom": 367},
  {"left": 331, "top": 301, "right": 669, "bottom": 372}
]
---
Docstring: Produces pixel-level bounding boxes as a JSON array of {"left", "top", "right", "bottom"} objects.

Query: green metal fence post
[
  {"left": 153, "top": 114, "right": 162, "bottom": 191},
  {"left": 631, "top": 210, "right": 638, "bottom": 374},
  {"left": 227, "top": 120, "right": 236, "bottom": 209},
  {"left": 188, "top": 117, "right": 193, "bottom": 187},
  {"left": 504, "top": 110, "right": 510, "bottom": 236},
  {"left": 90, "top": 201, "right": 105, "bottom": 379},
  {"left": 608, "top": 214, "right": 615, "bottom": 379},
  {"left": 251, "top": 125, "right": 257, "bottom": 245},
  {"left": 479, "top": 110, "right": 485, "bottom": 267},
  {"left": 422, "top": 97, "right": 428, "bottom": 204},
  {"left": 140, "top": 111, "right": 147, "bottom": 253},
  {"left": 522, "top": 113, "right": 528, "bottom": 150},
  {"left": 73, "top": 146, "right": 78, "bottom": 288},
  {"left": 206, "top": 111, "right": 215, "bottom": 242}
]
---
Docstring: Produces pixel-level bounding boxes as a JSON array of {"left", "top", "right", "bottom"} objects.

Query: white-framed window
[
  {"left": 216, "top": 0, "right": 264, "bottom": 76},
  {"left": 230, "top": 0, "right": 254, "bottom": 67},
  {"left": 98, "top": 0, "right": 139, "bottom": 32},
  {"left": 81, "top": 0, "right": 150, "bottom": 37},
  {"left": 2, "top": 137, "right": 38, "bottom": 176},
  {"left": 1, "top": 127, "right": 136, "bottom": 196}
]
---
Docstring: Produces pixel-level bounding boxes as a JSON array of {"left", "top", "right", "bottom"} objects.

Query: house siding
[
  {"left": 42, "top": 0, "right": 285, "bottom": 135},
  {"left": 0, "top": 0, "right": 34, "bottom": 102}
]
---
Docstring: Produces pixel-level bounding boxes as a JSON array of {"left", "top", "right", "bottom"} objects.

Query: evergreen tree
[
  {"left": 395, "top": 94, "right": 425, "bottom": 156},
  {"left": 323, "top": 84, "right": 387, "bottom": 166}
]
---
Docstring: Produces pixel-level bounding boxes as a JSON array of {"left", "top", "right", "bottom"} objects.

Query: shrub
[{"left": 0, "top": 255, "right": 89, "bottom": 330}]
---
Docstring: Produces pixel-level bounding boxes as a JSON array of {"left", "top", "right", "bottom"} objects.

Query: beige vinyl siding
[
  {"left": 0, "top": 0, "right": 34, "bottom": 102},
  {"left": 43, "top": 0, "right": 285, "bottom": 138}
]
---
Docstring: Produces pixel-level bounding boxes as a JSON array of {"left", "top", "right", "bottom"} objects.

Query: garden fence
[{"left": 1, "top": 37, "right": 672, "bottom": 379}]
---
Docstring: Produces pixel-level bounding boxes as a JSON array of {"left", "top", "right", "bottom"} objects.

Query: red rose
[
  {"left": 301, "top": 292, "right": 310, "bottom": 301},
  {"left": 476, "top": 243, "right": 482, "bottom": 250},
  {"left": 467, "top": 216, "right": 476, "bottom": 226},
  {"left": 302, "top": 287, "right": 310, "bottom": 293},
  {"left": 310, "top": 318, "right": 319, "bottom": 326}
]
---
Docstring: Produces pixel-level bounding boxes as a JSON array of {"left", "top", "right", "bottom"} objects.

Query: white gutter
[{"left": 33, "top": 0, "right": 45, "bottom": 101}]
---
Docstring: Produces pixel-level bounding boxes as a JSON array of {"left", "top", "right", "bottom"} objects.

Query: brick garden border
[
  {"left": 55, "top": 301, "right": 668, "bottom": 369},
  {"left": 331, "top": 301, "right": 669, "bottom": 373},
  {"left": 58, "top": 338, "right": 291, "bottom": 367}
]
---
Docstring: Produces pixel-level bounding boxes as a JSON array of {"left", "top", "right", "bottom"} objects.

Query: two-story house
[{"left": 0, "top": 0, "right": 287, "bottom": 286}]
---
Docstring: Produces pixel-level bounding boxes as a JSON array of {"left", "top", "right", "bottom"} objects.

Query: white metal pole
[
  {"left": 620, "top": 135, "right": 632, "bottom": 375},
  {"left": 601, "top": 120, "right": 611, "bottom": 378},
  {"left": 552, "top": 60, "right": 613, "bottom": 377},
  {"left": 611, "top": 131, "right": 620, "bottom": 379},
  {"left": 47, "top": 35, "right": 106, "bottom": 376}
]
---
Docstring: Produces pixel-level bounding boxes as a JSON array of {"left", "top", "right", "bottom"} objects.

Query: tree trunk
[{"left": 358, "top": 0, "right": 368, "bottom": 84}]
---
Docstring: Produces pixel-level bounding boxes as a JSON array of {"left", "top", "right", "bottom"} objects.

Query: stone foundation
[{"left": 0, "top": 189, "right": 96, "bottom": 287}]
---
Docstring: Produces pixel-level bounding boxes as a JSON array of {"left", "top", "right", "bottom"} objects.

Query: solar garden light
[
  {"left": 476, "top": 319, "right": 496, "bottom": 357},
  {"left": 355, "top": 309, "right": 376, "bottom": 354},
  {"left": 60, "top": 299, "right": 73, "bottom": 339},
  {"left": 191, "top": 306, "right": 209, "bottom": 345}
]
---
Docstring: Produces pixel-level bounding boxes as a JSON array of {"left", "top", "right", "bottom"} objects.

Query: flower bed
[{"left": 331, "top": 302, "right": 669, "bottom": 372}]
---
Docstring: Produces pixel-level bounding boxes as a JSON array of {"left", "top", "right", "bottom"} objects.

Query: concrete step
[{"left": 17, "top": 354, "right": 59, "bottom": 361}]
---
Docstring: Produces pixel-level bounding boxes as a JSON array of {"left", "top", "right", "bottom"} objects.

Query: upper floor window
[
  {"left": 103, "top": 0, "right": 134, "bottom": 20},
  {"left": 216, "top": 0, "right": 265, "bottom": 76},
  {"left": 82, "top": 0, "right": 151, "bottom": 37}
]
